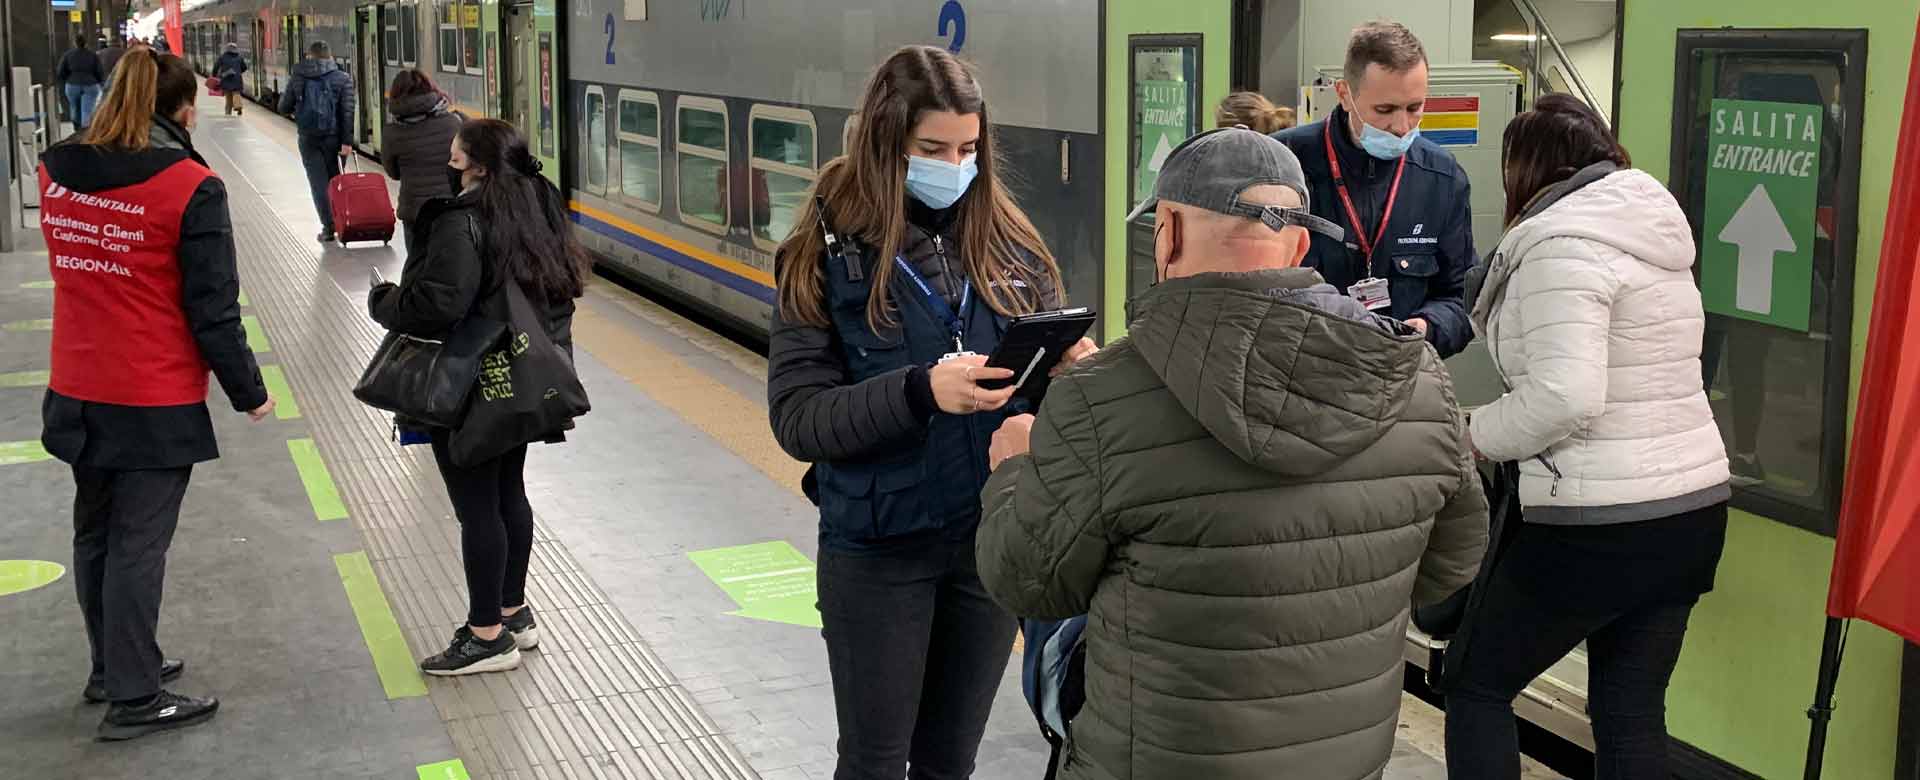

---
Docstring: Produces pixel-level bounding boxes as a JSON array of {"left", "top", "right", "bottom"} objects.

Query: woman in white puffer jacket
[{"left": 1445, "top": 95, "right": 1731, "bottom": 780}]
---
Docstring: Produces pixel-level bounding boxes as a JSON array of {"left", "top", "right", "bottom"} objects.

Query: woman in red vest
[{"left": 40, "top": 47, "right": 275, "bottom": 741}]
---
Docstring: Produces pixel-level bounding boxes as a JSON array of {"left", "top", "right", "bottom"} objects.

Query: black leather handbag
[{"left": 352, "top": 315, "right": 505, "bottom": 430}]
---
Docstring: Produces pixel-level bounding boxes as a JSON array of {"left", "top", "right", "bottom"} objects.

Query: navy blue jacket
[{"left": 1273, "top": 105, "right": 1476, "bottom": 357}]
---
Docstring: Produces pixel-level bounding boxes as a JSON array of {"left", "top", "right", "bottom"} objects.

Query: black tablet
[{"left": 980, "top": 308, "right": 1097, "bottom": 402}]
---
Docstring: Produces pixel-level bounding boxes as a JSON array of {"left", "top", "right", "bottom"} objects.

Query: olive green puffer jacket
[{"left": 978, "top": 268, "right": 1488, "bottom": 780}]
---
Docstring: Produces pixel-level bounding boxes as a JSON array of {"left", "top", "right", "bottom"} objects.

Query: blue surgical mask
[
  {"left": 905, "top": 154, "right": 978, "bottom": 209},
  {"left": 1356, "top": 119, "right": 1420, "bottom": 160}
]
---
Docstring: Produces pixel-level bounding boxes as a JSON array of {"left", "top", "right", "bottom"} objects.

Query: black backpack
[{"left": 295, "top": 73, "right": 338, "bottom": 134}]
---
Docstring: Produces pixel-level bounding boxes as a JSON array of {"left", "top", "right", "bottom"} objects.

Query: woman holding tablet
[{"left": 767, "top": 45, "right": 1091, "bottom": 778}]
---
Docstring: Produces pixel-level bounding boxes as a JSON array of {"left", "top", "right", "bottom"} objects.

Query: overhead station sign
[{"left": 1701, "top": 98, "right": 1822, "bottom": 332}]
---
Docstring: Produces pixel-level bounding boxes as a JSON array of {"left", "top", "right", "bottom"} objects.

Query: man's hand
[
  {"left": 1406, "top": 317, "right": 1429, "bottom": 336},
  {"left": 339, "top": 145, "right": 352, "bottom": 158},
  {"left": 989, "top": 414, "right": 1036, "bottom": 472},
  {"left": 1050, "top": 338, "right": 1099, "bottom": 378},
  {"left": 248, "top": 396, "right": 277, "bottom": 422}
]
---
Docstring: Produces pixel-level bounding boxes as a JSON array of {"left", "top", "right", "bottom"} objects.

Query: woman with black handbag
[{"left": 367, "top": 118, "right": 589, "bottom": 676}]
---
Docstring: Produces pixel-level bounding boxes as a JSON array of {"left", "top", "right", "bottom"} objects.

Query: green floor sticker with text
[
  {"left": 688, "top": 541, "right": 822, "bottom": 628},
  {"left": 416, "top": 759, "right": 471, "bottom": 780}
]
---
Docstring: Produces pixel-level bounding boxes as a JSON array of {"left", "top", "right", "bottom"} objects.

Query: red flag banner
[
  {"left": 1827, "top": 17, "right": 1920, "bottom": 643},
  {"left": 163, "top": 0, "right": 184, "bottom": 58}
]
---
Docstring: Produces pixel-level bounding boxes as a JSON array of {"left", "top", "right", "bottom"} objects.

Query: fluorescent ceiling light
[{"left": 1491, "top": 33, "right": 1540, "bottom": 42}]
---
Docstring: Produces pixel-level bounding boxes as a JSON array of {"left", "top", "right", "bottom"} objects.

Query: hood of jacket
[
  {"left": 389, "top": 92, "right": 449, "bottom": 123},
  {"left": 292, "top": 58, "right": 339, "bottom": 79},
  {"left": 1472, "top": 165, "right": 1692, "bottom": 332},
  {"left": 42, "top": 115, "right": 199, "bottom": 191},
  {"left": 1125, "top": 267, "right": 1428, "bottom": 477}
]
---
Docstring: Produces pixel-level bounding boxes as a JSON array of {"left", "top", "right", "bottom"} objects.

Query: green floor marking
[
  {"left": 335, "top": 551, "right": 429, "bottom": 700},
  {"left": 19, "top": 280, "right": 53, "bottom": 289},
  {"left": 415, "top": 759, "right": 472, "bottom": 780},
  {"left": 287, "top": 438, "right": 347, "bottom": 521},
  {"left": 259, "top": 365, "right": 301, "bottom": 419},
  {"left": 0, "top": 440, "right": 52, "bottom": 466},
  {"left": 687, "top": 540, "right": 822, "bottom": 628},
  {"left": 0, "top": 369, "right": 49, "bottom": 388},
  {"left": 0, "top": 560, "right": 65, "bottom": 597},
  {"left": 241, "top": 315, "right": 271, "bottom": 353},
  {"left": 237, "top": 288, "right": 250, "bottom": 307},
  {"left": 2, "top": 319, "right": 52, "bottom": 332}
]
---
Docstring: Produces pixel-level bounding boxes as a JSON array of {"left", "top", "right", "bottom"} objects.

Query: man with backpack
[
  {"left": 975, "top": 128, "right": 1488, "bottom": 779},
  {"left": 278, "top": 40, "right": 357, "bottom": 242}
]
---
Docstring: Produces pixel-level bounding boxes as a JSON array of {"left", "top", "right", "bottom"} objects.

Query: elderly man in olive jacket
[{"left": 977, "top": 128, "right": 1488, "bottom": 780}]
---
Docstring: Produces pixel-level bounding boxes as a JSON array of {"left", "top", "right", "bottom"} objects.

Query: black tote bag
[
  {"left": 448, "top": 282, "right": 589, "bottom": 467},
  {"left": 1415, "top": 458, "right": 1523, "bottom": 691},
  {"left": 352, "top": 314, "right": 505, "bottom": 429}
]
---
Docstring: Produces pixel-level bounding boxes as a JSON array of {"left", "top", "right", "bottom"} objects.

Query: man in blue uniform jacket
[{"left": 1274, "top": 21, "right": 1475, "bottom": 357}]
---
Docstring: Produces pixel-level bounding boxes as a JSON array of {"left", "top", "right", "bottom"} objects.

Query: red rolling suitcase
[{"left": 328, "top": 156, "right": 396, "bottom": 246}]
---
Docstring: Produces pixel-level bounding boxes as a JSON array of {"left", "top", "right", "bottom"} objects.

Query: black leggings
[
  {"left": 1444, "top": 504, "right": 1728, "bottom": 780},
  {"left": 431, "top": 433, "right": 534, "bottom": 628}
]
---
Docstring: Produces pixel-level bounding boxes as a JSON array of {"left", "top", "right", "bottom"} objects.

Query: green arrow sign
[
  {"left": 687, "top": 541, "right": 821, "bottom": 628},
  {"left": 1701, "top": 98, "right": 1821, "bottom": 332}
]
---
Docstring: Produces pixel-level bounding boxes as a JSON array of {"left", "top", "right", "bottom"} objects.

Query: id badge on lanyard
[
  {"left": 1325, "top": 123, "right": 1405, "bottom": 313},
  {"left": 892, "top": 256, "right": 976, "bottom": 362}
]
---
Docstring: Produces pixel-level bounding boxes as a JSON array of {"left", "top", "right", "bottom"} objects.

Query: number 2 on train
[
  {"left": 938, "top": 0, "right": 965, "bottom": 52},
  {"left": 604, "top": 13, "right": 616, "bottom": 65}
]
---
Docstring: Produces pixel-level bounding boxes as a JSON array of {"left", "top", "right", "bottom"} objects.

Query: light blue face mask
[
  {"left": 1355, "top": 117, "right": 1420, "bottom": 160},
  {"left": 905, "top": 154, "right": 979, "bottom": 209}
]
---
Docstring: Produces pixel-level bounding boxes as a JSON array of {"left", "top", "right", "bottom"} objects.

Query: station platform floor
[{"left": 0, "top": 93, "right": 1544, "bottom": 780}]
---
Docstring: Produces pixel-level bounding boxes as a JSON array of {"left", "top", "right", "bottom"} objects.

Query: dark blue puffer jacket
[{"left": 1273, "top": 104, "right": 1477, "bottom": 357}]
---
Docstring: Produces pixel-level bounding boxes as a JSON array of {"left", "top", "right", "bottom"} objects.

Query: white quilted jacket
[{"left": 1469, "top": 168, "right": 1729, "bottom": 513}]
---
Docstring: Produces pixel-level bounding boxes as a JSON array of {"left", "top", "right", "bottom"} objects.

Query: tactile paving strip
[{"left": 202, "top": 139, "right": 758, "bottom": 780}]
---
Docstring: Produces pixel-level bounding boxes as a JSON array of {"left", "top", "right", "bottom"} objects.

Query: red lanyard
[{"left": 1324, "top": 122, "right": 1406, "bottom": 272}]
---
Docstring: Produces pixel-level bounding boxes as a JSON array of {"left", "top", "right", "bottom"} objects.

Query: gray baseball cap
[{"left": 1125, "top": 127, "right": 1345, "bottom": 242}]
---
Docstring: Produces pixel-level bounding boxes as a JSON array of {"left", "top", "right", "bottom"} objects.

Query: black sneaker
[
  {"left": 96, "top": 689, "right": 218, "bottom": 741},
  {"left": 84, "top": 658, "right": 185, "bottom": 704},
  {"left": 317, "top": 230, "right": 336, "bottom": 243},
  {"left": 419, "top": 625, "right": 521, "bottom": 676},
  {"left": 502, "top": 606, "right": 540, "bottom": 651}
]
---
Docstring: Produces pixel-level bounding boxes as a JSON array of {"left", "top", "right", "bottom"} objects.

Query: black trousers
[
  {"left": 818, "top": 538, "right": 1016, "bottom": 780},
  {"left": 71, "top": 465, "right": 193, "bottom": 702},
  {"left": 430, "top": 433, "right": 533, "bottom": 628},
  {"left": 1444, "top": 504, "right": 1728, "bottom": 780},
  {"left": 297, "top": 133, "right": 342, "bottom": 231}
]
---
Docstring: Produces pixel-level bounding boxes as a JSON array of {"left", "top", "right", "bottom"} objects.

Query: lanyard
[
  {"left": 893, "top": 255, "right": 972, "bottom": 352},
  {"left": 1324, "top": 122, "right": 1407, "bottom": 278}
]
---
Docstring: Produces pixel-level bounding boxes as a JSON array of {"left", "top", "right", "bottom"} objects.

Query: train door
[
  {"left": 356, "top": 6, "right": 383, "bottom": 150},
  {"left": 283, "top": 15, "right": 305, "bottom": 78},
  {"left": 502, "top": 3, "right": 536, "bottom": 138},
  {"left": 251, "top": 17, "right": 267, "bottom": 99}
]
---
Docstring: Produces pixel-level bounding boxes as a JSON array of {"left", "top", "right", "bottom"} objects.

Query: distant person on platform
[
  {"left": 215, "top": 43, "right": 248, "bottom": 116},
  {"left": 975, "top": 127, "right": 1488, "bottom": 779},
  {"left": 40, "top": 47, "right": 274, "bottom": 741},
  {"left": 99, "top": 37, "right": 128, "bottom": 87},
  {"left": 57, "top": 36, "right": 106, "bottom": 131},
  {"left": 382, "top": 69, "right": 463, "bottom": 249},
  {"left": 1274, "top": 21, "right": 1475, "bottom": 357},
  {"left": 1215, "top": 91, "right": 1295, "bottom": 134},
  {"left": 278, "top": 40, "right": 356, "bottom": 242}
]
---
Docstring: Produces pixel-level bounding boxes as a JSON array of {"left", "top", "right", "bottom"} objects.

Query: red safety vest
[{"left": 42, "top": 158, "right": 217, "bottom": 407}]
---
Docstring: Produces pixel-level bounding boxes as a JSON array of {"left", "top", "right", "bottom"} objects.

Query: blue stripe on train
[{"left": 570, "top": 210, "right": 778, "bottom": 306}]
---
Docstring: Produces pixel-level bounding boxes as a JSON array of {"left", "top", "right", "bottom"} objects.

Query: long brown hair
[
  {"left": 458, "top": 119, "right": 590, "bottom": 302},
  {"left": 774, "top": 46, "right": 1062, "bottom": 331},
  {"left": 1215, "top": 91, "right": 1295, "bottom": 134},
  {"left": 389, "top": 68, "right": 444, "bottom": 103},
  {"left": 1501, "top": 94, "right": 1630, "bottom": 225},
  {"left": 85, "top": 49, "right": 196, "bottom": 150}
]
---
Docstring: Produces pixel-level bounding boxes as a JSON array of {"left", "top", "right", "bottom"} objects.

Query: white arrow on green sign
[
  {"left": 1701, "top": 98, "right": 1821, "bottom": 331},
  {"left": 687, "top": 540, "right": 822, "bottom": 628}
]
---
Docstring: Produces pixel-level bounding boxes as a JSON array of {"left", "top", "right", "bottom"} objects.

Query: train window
[
  {"left": 384, "top": 6, "right": 400, "bottom": 66},
  {"left": 585, "top": 87, "right": 609, "bottom": 195},
  {"left": 1670, "top": 30, "right": 1867, "bottom": 535},
  {"left": 677, "top": 97, "right": 730, "bottom": 233},
  {"left": 400, "top": 3, "right": 418, "bottom": 66},
  {"left": 749, "top": 106, "right": 818, "bottom": 248},
  {"left": 461, "top": 0, "right": 482, "bottom": 74},
  {"left": 437, "top": 0, "right": 460, "bottom": 72},
  {"left": 618, "top": 93, "right": 662, "bottom": 210}
]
